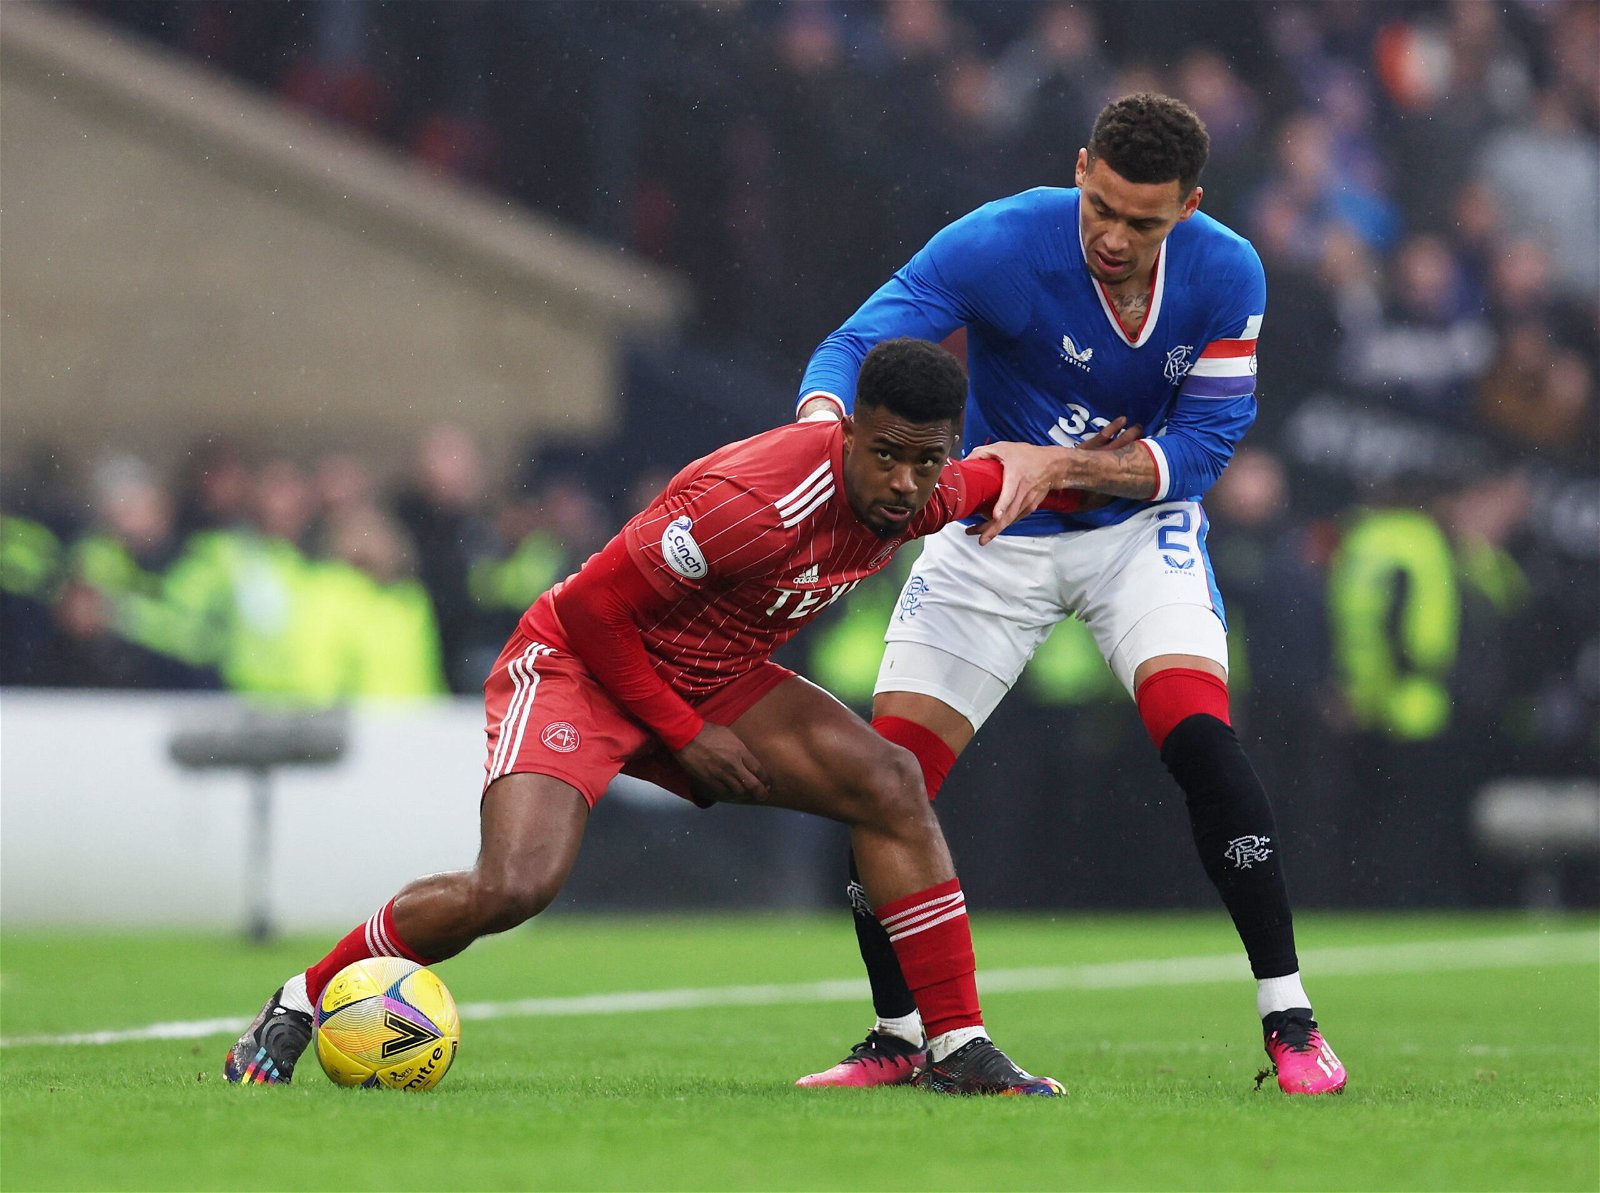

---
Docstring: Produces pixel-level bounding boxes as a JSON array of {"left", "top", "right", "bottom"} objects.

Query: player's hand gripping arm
[
  {"left": 966, "top": 417, "right": 1144, "bottom": 542},
  {"left": 550, "top": 539, "right": 773, "bottom": 802},
  {"left": 947, "top": 454, "right": 1093, "bottom": 542}
]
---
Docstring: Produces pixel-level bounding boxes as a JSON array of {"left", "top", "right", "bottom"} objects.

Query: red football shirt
[
  {"left": 526, "top": 420, "right": 973, "bottom": 699},
  {"left": 523, "top": 420, "right": 1078, "bottom": 749}
]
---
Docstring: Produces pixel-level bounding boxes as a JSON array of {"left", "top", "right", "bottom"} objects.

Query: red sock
[
  {"left": 872, "top": 716, "right": 957, "bottom": 801},
  {"left": 1135, "top": 667, "right": 1231, "bottom": 749},
  {"left": 304, "top": 899, "right": 432, "bottom": 1004},
  {"left": 874, "top": 878, "right": 982, "bottom": 1037}
]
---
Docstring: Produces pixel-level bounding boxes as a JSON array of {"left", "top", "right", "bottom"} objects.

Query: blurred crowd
[
  {"left": 80, "top": 0, "right": 1599, "bottom": 412},
  {"left": 4, "top": 1, "right": 1596, "bottom": 901},
  {"left": 1, "top": 426, "right": 634, "bottom": 699}
]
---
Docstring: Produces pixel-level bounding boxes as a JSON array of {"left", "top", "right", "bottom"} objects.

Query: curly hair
[
  {"left": 856, "top": 338, "right": 967, "bottom": 426},
  {"left": 1088, "top": 93, "right": 1210, "bottom": 195}
]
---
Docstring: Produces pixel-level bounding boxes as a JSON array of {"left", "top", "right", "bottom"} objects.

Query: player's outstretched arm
[
  {"left": 966, "top": 417, "right": 1142, "bottom": 543},
  {"left": 1044, "top": 438, "right": 1162, "bottom": 501}
]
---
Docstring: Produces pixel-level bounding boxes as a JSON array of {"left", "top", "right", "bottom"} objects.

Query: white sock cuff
[
  {"left": 281, "top": 971, "right": 313, "bottom": 1017},
  {"left": 874, "top": 1012, "right": 924, "bottom": 1047},
  {"left": 928, "top": 1025, "right": 989, "bottom": 1062},
  {"left": 1257, "top": 971, "right": 1311, "bottom": 1019}
]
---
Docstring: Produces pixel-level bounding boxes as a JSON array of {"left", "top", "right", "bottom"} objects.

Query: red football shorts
[{"left": 481, "top": 627, "right": 793, "bottom": 808}]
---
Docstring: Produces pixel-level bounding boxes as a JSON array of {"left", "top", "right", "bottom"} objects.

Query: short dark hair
[
  {"left": 1088, "top": 93, "right": 1210, "bottom": 195},
  {"left": 856, "top": 338, "right": 967, "bottom": 425}
]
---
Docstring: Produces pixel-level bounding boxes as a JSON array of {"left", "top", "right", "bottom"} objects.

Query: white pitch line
[{"left": 2, "top": 930, "right": 1593, "bottom": 1049}]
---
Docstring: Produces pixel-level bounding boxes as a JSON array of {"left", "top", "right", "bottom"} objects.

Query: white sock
[
  {"left": 874, "top": 1011, "right": 924, "bottom": 1048},
  {"left": 280, "top": 971, "right": 313, "bottom": 1017},
  {"left": 1257, "top": 971, "right": 1311, "bottom": 1019},
  {"left": 929, "top": 1025, "right": 988, "bottom": 1062}
]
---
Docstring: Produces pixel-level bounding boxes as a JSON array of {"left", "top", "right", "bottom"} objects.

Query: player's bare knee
[
  {"left": 472, "top": 868, "right": 560, "bottom": 933},
  {"left": 854, "top": 746, "right": 930, "bottom": 833}
]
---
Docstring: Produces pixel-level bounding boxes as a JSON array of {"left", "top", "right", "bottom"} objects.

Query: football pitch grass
[{"left": 2, "top": 913, "right": 1596, "bottom": 1192}]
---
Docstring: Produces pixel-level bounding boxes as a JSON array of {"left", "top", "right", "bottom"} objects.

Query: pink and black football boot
[
  {"left": 794, "top": 1030, "right": 928, "bottom": 1088},
  {"left": 1263, "top": 1008, "right": 1347, "bottom": 1095}
]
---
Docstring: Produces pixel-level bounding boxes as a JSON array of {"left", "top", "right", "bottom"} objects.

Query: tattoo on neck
[{"left": 1113, "top": 290, "right": 1149, "bottom": 328}]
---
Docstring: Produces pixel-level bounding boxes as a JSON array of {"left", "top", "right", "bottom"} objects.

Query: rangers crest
[
  {"left": 1164, "top": 344, "right": 1195, "bottom": 385},
  {"left": 1223, "top": 835, "right": 1273, "bottom": 870}
]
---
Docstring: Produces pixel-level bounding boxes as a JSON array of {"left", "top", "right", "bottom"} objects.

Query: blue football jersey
[{"left": 799, "top": 187, "right": 1266, "bottom": 534}]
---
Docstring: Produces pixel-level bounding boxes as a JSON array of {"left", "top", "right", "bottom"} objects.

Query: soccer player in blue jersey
[{"left": 792, "top": 94, "right": 1346, "bottom": 1096}]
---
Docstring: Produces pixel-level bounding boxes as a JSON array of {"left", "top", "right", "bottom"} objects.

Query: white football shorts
[{"left": 876, "top": 501, "right": 1228, "bottom": 729}]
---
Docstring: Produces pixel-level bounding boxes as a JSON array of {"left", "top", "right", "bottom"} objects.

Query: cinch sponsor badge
[{"left": 661, "top": 515, "right": 708, "bottom": 580}]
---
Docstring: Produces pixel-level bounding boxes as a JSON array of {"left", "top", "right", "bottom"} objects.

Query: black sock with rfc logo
[{"left": 1159, "top": 714, "right": 1299, "bottom": 979}]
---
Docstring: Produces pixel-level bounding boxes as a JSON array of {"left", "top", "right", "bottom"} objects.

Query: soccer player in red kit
[{"left": 224, "top": 338, "right": 1094, "bottom": 1096}]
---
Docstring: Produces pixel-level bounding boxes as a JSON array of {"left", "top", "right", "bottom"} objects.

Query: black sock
[
  {"left": 1160, "top": 715, "right": 1299, "bottom": 978},
  {"left": 847, "top": 850, "right": 918, "bottom": 1021}
]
